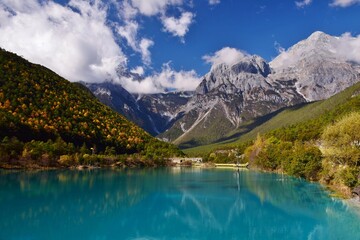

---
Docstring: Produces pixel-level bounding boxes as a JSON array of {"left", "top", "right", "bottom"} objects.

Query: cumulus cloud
[
  {"left": 121, "top": 63, "right": 201, "bottom": 94},
  {"left": 203, "top": 47, "right": 248, "bottom": 68},
  {"left": 161, "top": 12, "right": 194, "bottom": 41},
  {"left": 130, "top": 0, "right": 183, "bottom": 16},
  {"left": 118, "top": 0, "right": 139, "bottom": 20},
  {"left": 209, "top": 0, "right": 221, "bottom": 5},
  {"left": 117, "top": 20, "right": 139, "bottom": 50},
  {"left": 337, "top": 32, "right": 360, "bottom": 63},
  {"left": 0, "top": 0, "right": 126, "bottom": 83},
  {"left": 0, "top": 0, "right": 200, "bottom": 93},
  {"left": 130, "top": 66, "right": 145, "bottom": 76},
  {"left": 123, "top": 0, "right": 195, "bottom": 41},
  {"left": 116, "top": 0, "right": 193, "bottom": 62},
  {"left": 295, "top": 0, "right": 313, "bottom": 8},
  {"left": 116, "top": 21, "right": 154, "bottom": 65},
  {"left": 139, "top": 38, "right": 154, "bottom": 65},
  {"left": 330, "top": 0, "right": 360, "bottom": 7}
]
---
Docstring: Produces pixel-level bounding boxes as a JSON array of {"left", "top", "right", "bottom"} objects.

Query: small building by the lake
[{"left": 169, "top": 157, "right": 203, "bottom": 164}]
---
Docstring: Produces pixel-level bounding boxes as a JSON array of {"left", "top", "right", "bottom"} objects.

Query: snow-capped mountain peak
[
  {"left": 269, "top": 31, "right": 360, "bottom": 101},
  {"left": 270, "top": 31, "right": 342, "bottom": 70}
]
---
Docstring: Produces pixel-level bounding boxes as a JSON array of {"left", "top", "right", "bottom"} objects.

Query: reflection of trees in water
[
  {"left": 242, "top": 171, "right": 360, "bottom": 239},
  {"left": 243, "top": 171, "right": 329, "bottom": 218},
  {"left": 156, "top": 170, "right": 360, "bottom": 239},
  {"left": 0, "top": 169, "right": 159, "bottom": 236}
]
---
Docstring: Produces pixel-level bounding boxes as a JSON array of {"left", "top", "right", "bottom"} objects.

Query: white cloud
[
  {"left": 330, "top": 0, "right": 360, "bottom": 7},
  {"left": 337, "top": 32, "right": 360, "bottom": 63},
  {"left": 130, "top": 0, "right": 183, "bottom": 16},
  {"left": 139, "top": 38, "right": 154, "bottom": 65},
  {"left": 0, "top": 0, "right": 200, "bottom": 93},
  {"left": 130, "top": 66, "right": 145, "bottom": 76},
  {"left": 0, "top": 0, "right": 126, "bottom": 83},
  {"left": 203, "top": 47, "right": 248, "bottom": 68},
  {"left": 118, "top": 0, "right": 139, "bottom": 20},
  {"left": 274, "top": 41, "right": 286, "bottom": 54},
  {"left": 117, "top": 20, "right": 139, "bottom": 50},
  {"left": 0, "top": 0, "right": 40, "bottom": 13},
  {"left": 161, "top": 12, "right": 194, "bottom": 40},
  {"left": 116, "top": 0, "right": 192, "bottom": 63},
  {"left": 117, "top": 22, "right": 154, "bottom": 65},
  {"left": 295, "top": 0, "right": 313, "bottom": 8},
  {"left": 121, "top": 63, "right": 201, "bottom": 93},
  {"left": 209, "top": 0, "right": 221, "bottom": 5}
]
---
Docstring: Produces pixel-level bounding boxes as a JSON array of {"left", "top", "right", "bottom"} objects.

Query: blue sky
[
  {"left": 1, "top": 0, "right": 360, "bottom": 93},
  {"left": 142, "top": 0, "right": 360, "bottom": 75}
]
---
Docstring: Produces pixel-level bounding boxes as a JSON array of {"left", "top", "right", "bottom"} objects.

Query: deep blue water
[{"left": 0, "top": 168, "right": 360, "bottom": 240}]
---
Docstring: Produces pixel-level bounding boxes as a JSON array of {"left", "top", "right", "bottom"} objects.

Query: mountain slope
[
  {"left": 83, "top": 81, "right": 154, "bottom": 134},
  {"left": 185, "top": 81, "right": 360, "bottom": 156},
  {"left": 84, "top": 81, "right": 191, "bottom": 135},
  {"left": 161, "top": 31, "right": 360, "bottom": 148},
  {"left": 134, "top": 92, "right": 192, "bottom": 134},
  {"left": 160, "top": 55, "right": 306, "bottom": 147},
  {"left": 0, "top": 48, "right": 181, "bottom": 156}
]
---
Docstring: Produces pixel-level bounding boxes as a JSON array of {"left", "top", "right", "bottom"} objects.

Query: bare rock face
[
  {"left": 270, "top": 31, "right": 360, "bottom": 101},
  {"left": 134, "top": 92, "right": 192, "bottom": 134},
  {"left": 160, "top": 55, "right": 306, "bottom": 146},
  {"left": 161, "top": 32, "right": 360, "bottom": 146},
  {"left": 83, "top": 81, "right": 191, "bottom": 136}
]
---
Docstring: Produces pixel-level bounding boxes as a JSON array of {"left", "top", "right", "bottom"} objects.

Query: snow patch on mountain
[
  {"left": 94, "top": 88, "right": 112, "bottom": 97},
  {"left": 270, "top": 31, "right": 360, "bottom": 101}
]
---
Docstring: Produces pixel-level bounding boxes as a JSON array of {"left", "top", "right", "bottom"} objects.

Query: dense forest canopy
[{"left": 0, "top": 48, "right": 183, "bottom": 167}]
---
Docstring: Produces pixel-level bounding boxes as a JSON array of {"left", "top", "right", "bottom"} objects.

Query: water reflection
[{"left": 0, "top": 169, "right": 359, "bottom": 240}]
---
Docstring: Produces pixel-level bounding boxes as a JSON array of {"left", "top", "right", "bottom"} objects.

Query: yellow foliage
[
  {"left": 4, "top": 99, "right": 11, "bottom": 109},
  {"left": 321, "top": 112, "right": 360, "bottom": 166}
]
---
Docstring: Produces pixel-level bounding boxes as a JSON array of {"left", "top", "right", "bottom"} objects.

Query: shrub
[
  {"left": 284, "top": 143, "right": 322, "bottom": 180},
  {"left": 340, "top": 167, "right": 359, "bottom": 188},
  {"left": 321, "top": 112, "right": 360, "bottom": 166}
]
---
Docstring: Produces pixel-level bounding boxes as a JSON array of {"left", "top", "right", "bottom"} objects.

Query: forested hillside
[{"left": 0, "top": 48, "right": 182, "bottom": 168}]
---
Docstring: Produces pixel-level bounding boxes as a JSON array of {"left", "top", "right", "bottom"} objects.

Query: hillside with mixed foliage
[
  {"left": 185, "top": 82, "right": 360, "bottom": 155},
  {"left": 243, "top": 111, "right": 360, "bottom": 197},
  {"left": 0, "top": 48, "right": 182, "bottom": 168},
  {"left": 185, "top": 82, "right": 360, "bottom": 196}
]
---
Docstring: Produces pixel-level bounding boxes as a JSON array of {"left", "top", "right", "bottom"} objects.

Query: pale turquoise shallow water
[{"left": 0, "top": 168, "right": 359, "bottom": 240}]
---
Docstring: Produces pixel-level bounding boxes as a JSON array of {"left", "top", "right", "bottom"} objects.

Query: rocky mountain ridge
[
  {"left": 160, "top": 55, "right": 306, "bottom": 146},
  {"left": 85, "top": 31, "right": 360, "bottom": 148},
  {"left": 83, "top": 81, "right": 191, "bottom": 135}
]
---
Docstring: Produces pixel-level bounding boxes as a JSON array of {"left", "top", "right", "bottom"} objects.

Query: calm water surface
[{"left": 0, "top": 168, "right": 359, "bottom": 240}]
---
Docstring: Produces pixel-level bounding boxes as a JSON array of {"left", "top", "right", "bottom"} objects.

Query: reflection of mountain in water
[{"left": 0, "top": 169, "right": 359, "bottom": 240}]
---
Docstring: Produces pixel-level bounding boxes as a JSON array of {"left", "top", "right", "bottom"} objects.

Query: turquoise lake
[{"left": 0, "top": 168, "right": 360, "bottom": 240}]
